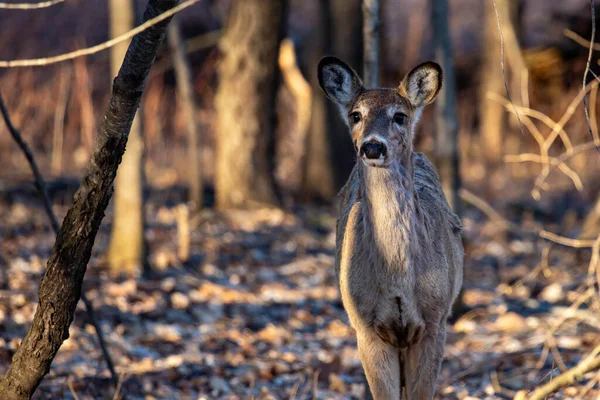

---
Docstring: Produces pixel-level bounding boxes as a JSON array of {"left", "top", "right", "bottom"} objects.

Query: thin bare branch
[
  {"left": 491, "top": 0, "right": 524, "bottom": 135},
  {"left": 488, "top": 92, "right": 573, "bottom": 150},
  {"left": 504, "top": 153, "right": 583, "bottom": 191},
  {"left": 582, "top": 0, "right": 599, "bottom": 149},
  {"left": 0, "top": 0, "right": 199, "bottom": 68},
  {"left": 564, "top": 28, "right": 600, "bottom": 51},
  {"left": 0, "top": 0, "right": 63, "bottom": 9},
  {"left": 539, "top": 230, "right": 596, "bottom": 248},
  {"left": 533, "top": 140, "right": 600, "bottom": 199}
]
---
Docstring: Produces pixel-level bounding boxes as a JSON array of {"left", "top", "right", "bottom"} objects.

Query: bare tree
[
  {"left": 107, "top": 0, "right": 148, "bottom": 273},
  {"left": 0, "top": 0, "right": 177, "bottom": 397},
  {"left": 168, "top": 17, "right": 202, "bottom": 210},
  {"left": 480, "top": 0, "right": 505, "bottom": 164},
  {"left": 214, "top": 0, "right": 286, "bottom": 209},
  {"left": 300, "top": 0, "right": 362, "bottom": 201},
  {"left": 431, "top": 0, "right": 461, "bottom": 214},
  {"left": 362, "top": 0, "right": 380, "bottom": 88}
]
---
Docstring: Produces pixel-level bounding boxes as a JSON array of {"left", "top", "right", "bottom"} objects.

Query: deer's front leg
[{"left": 357, "top": 330, "right": 400, "bottom": 400}]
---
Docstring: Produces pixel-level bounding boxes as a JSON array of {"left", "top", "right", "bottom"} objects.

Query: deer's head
[{"left": 318, "top": 56, "right": 442, "bottom": 168}]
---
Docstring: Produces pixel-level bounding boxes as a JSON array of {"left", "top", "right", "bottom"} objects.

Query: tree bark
[
  {"left": 168, "top": 18, "right": 202, "bottom": 210},
  {"left": 0, "top": 0, "right": 177, "bottom": 397},
  {"left": 214, "top": 0, "right": 285, "bottom": 209},
  {"left": 480, "top": 0, "right": 505, "bottom": 164},
  {"left": 107, "top": 0, "right": 148, "bottom": 274},
  {"left": 362, "top": 0, "right": 380, "bottom": 88},
  {"left": 431, "top": 0, "right": 461, "bottom": 215},
  {"left": 300, "top": 0, "right": 362, "bottom": 202}
]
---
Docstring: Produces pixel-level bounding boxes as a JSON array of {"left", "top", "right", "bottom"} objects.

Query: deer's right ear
[{"left": 318, "top": 57, "right": 363, "bottom": 108}]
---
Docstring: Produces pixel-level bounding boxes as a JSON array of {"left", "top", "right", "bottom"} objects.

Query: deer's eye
[
  {"left": 350, "top": 112, "right": 362, "bottom": 124},
  {"left": 394, "top": 113, "right": 407, "bottom": 125}
]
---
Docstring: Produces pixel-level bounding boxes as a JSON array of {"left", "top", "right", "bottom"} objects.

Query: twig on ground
[
  {"left": 0, "top": 91, "right": 119, "bottom": 387},
  {"left": 524, "top": 344, "right": 600, "bottom": 400},
  {"left": 67, "top": 377, "right": 80, "bottom": 400}
]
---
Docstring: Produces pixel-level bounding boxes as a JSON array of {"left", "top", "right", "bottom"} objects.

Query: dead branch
[
  {"left": 522, "top": 344, "right": 600, "bottom": 400},
  {"left": 491, "top": 0, "right": 524, "bottom": 135},
  {"left": 0, "top": 0, "right": 63, "bottom": 9},
  {"left": 582, "top": 0, "right": 598, "bottom": 147},
  {"left": 533, "top": 140, "right": 600, "bottom": 199},
  {"left": 504, "top": 153, "right": 583, "bottom": 190},
  {"left": 0, "top": 91, "right": 119, "bottom": 388},
  {"left": 539, "top": 230, "right": 596, "bottom": 248},
  {"left": 488, "top": 92, "right": 573, "bottom": 150},
  {"left": 0, "top": 0, "right": 178, "bottom": 397},
  {"left": 564, "top": 28, "right": 600, "bottom": 51},
  {"left": 0, "top": 0, "right": 198, "bottom": 68}
]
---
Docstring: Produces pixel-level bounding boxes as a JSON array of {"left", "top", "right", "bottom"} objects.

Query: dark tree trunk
[
  {"left": 431, "top": 0, "right": 461, "bottom": 215},
  {"left": 168, "top": 17, "right": 202, "bottom": 210},
  {"left": 362, "top": 0, "right": 380, "bottom": 88},
  {"left": 0, "top": 0, "right": 177, "bottom": 397},
  {"left": 214, "top": 0, "right": 286, "bottom": 209},
  {"left": 300, "top": 0, "right": 362, "bottom": 202}
]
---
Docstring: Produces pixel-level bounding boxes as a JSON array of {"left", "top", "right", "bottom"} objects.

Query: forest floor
[{"left": 1, "top": 176, "right": 600, "bottom": 400}]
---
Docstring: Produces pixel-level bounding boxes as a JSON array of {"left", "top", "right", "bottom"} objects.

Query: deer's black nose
[{"left": 360, "top": 142, "right": 386, "bottom": 159}]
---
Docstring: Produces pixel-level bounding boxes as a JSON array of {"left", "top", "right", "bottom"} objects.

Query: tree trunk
[
  {"left": 168, "top": 17, "right": 202, "bottom": 210},
  {"left": 431, "top": 0, "right": 461, "bottom": 215},
  {"left": 362, "top": 0, "right": 380, "bottom": 88},
  {"left": 0, "top": 1, "right": 176, "bottom": 397},
  {"left": 480, "top": 0, "right": 505, "bottom": 164},
  {"left": 300, "top": 0, "right": 362, "bottom": 202},
  {"left": 107, "top": 0, "right": 148, "bottom": 274},
  {"left": 214, "top": 0, "right": 285, "bottom": 209}
]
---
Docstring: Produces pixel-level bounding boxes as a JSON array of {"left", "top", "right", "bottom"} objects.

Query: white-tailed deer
[{"left": 319, "top": 57, "right": 464, "bottom": 400}]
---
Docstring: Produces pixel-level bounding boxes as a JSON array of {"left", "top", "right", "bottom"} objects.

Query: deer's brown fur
[{"left": 319, "top": 57, "right": 463, "bottom": 400}]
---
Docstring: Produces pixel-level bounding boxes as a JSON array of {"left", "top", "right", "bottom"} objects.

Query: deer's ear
[
  {"left": 398, "top": 61, "right": 442, "bottom": 108},
  {"left": 318, "top": 56, "right": 364, "bottom": 108}
]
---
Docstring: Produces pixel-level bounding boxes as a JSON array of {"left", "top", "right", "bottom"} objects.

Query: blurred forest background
[{"left": 2, "top": 0, "right": 600, "bottom": 399}]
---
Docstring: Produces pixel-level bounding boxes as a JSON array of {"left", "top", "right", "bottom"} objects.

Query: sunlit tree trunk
[
  {"left": 301, "top": 0, "right": 362, "bottom": 202},
  {"left": 214, "top": 0, "right": 285, "bottom": 209},
  {"left": 107, "top": 0, "right": 148, "bottom": 274},
  {"left": 168, "top": 18, "right": 202, "bottom": 210},
  {"left": 480, "top": 0, "right": 505, "bottom": 164}
]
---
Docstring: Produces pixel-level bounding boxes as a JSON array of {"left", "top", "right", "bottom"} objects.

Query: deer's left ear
[{"left": 398, "top": 61, "right": 442, "bottom": 108}]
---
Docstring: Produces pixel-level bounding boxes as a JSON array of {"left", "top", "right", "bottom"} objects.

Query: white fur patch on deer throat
[{"left": 362, "top": 155, "right": 386, "bottom": 167}]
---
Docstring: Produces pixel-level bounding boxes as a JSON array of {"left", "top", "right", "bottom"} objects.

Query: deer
[{"left": 318, "top": 56, "right": 464, "bottom": 400}]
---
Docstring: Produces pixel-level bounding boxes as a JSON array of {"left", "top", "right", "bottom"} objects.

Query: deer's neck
[{"left": 359, "top": 155, "right": 417, "bottom": 268}]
